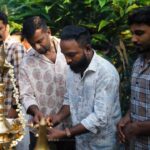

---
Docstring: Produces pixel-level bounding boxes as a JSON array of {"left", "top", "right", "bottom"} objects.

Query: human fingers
[{"left": 46, "top": 116, "right": 54, "bottom": 127}]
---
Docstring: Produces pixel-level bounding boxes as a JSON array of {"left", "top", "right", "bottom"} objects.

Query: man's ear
[
  {"left": 84, "top": 44, "right": 92, "bottom": 57},
  {"left": 47, "top": 27, "right": 51, "bottom": 34},
  {"left": 86, "top": 44, "right": 91, "bottom": 52},
  {"left": 6, "top": 24, "right": 10, "bottom": 33}
]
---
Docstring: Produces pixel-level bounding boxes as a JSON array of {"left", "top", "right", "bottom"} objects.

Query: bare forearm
[
  {"left": 124, "top": 110, "right": 131, "bottom": 119},
  {"left": 47, "top": 123, "right": 88, "bottom": 140},
  {"left": 57, "top": 105, "right": 70, "bottom": 122},
  {"left": 137, "top": 121, "right": 150, "bottom": 136},
  {"left": 27, "top": 105, "right": 39, "bottom": 116},
  {"left": 69, "top": 124, "right": 88, "bottom": 137},
  {"left": 60, "top": 124, "right": 88, "bottom": 138}
]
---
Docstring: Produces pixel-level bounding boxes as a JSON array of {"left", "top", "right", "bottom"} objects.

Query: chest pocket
[
  {"left": 69, "top": 93, "right": 82, "bottom": 106},
  {"left": 131, "top": 73, "right": 150, "bottom": 120}
]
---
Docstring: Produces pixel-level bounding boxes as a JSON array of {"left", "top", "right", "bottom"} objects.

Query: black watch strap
[{"left": 11, "top": 102, "right": 17, "bottom": 109}]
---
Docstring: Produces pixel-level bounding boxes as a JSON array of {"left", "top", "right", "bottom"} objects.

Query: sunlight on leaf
[
  {"left": 98, "top": 20, "right": 109, "bottom": 31},
  {"left": 63, "top": 0, "right": 70, "bottom": 4},
  {"left": 98, "top": 0, "right": 107, "bottom": 8},
  {"left": 126, "top": 4, "right": 139, "bottom": 13}
]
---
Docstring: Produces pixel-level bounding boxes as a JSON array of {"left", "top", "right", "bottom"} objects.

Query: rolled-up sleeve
[
  {"left": 81, "top": 75, "right": 120, "bottom": 134},
  {"left": 63, "top": 92, "right": 70, "bottom": 105}
]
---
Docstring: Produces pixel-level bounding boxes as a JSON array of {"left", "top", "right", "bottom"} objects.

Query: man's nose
[
  {"left": 35, "top": 43, "right": 41, "bottom": 50},
  {"left": 66, "top": 56, "right": 72, "bottom": 65},
  {"left": 131, "top": 35, "right": 139, "bottom": 44}
]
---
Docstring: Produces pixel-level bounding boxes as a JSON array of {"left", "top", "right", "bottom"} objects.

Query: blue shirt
[{"left": 63, "top": 51, "right": 121, "bottom": 150}]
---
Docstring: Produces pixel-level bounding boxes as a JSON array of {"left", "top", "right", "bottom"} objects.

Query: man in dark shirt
[{"left": 117, "top": 6, "right": 150, "bottom": 150}]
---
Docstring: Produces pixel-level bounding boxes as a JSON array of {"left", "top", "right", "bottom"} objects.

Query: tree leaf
[
  {"left": 92, "top": 34, "right": 107, "bottom": 41},
  {"left": 98, "top": 20, "right": 109, "bottom": 31},
  {"left": 98, "top": 0, "right": 107, "bottom": 8},
  {"left": 63, "top": 0, "right": 70, "bottom": 4},
  {"left": 126, "top": 4, "right": 139, "bottom": 13}
]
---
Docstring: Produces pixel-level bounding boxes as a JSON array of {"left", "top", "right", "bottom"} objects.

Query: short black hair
[
  {"left": 60, "top": 25, "right": 91, "bottom": 47},
  {"left": 0, "top": 12, "right": 8, "bottom": 25},
  {"left": 128, "top": 6, "right": 150, "bottom": 26},
  {"left": 22, "top": 16, "right": 48, "bottom": 40}
]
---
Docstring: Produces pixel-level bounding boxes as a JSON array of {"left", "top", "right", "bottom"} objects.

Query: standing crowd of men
[{"left": 0, "top": 5, "right": 149, "bottom": 150}]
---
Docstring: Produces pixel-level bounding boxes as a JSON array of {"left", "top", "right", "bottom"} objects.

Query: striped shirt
[
  {"left": 0, "top": 36, "right": 24, "bottom": 112},
  {"left": 130, "top": 56, "right": 150, "bottom": 150}
]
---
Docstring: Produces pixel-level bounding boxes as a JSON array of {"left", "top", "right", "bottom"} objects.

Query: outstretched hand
[
  {"left": 7, "top": 108, "right": 18, "bottom": 118},
  {"left": 31, "top": 110, "right": 44, "bottom": 125},
  {"left": 46, "top": 114, "right": 60, "bottom": 127},
  {"left": 47, "top": 127, "right": 66, "bottom": 141},
  {"left": 123, "top": 122, "right": 139, "bottom": 141},
  {"left": 117, "top": 113, "right": 131, "bottom": 143}
]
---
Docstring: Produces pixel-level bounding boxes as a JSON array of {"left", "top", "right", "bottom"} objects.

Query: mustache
[
  {"left": 0, "top": 41, "right": 3, "bottom": 45},
  {"left": 134, "top": 44, "right": 142, "bottom": 50},
  {"left": 134, "top": 44, "right": 149, "bottom": 54},
  {"left": 134, "top": 43, "right": 142, "bottom": 47}
]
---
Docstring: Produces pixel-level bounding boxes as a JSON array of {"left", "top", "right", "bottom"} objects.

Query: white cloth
[{"left": 64, "top": 51, "right": 121, "bottom": 150}]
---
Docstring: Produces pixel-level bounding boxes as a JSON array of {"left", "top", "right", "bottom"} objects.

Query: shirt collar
[
  {"left": 28, "top": 37, "right": 60, "bottom": 62},
  {"left": 84, "top": 50, "right": 97, "bottom": 73},
  {"left": 139, "top": 55, "right": 150, "bottom": 66},
  {"left": 4, "top": 35, "right": 11, "bottom": 44},
  {"left": 29, "top": 48, "right": 46, "bottom": 59}
]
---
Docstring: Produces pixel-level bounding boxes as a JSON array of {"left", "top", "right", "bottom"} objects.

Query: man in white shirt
[{"left": 47, "top": 25, "right": 121, "bottom": 150}]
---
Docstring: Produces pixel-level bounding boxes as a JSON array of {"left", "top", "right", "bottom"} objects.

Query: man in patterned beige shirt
[{"left": 20, "top": 16, "right": 74, "bottom": 150}]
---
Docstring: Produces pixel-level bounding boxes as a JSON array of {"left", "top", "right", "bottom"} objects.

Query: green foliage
[{"left": 0, "top": 0, "right": 149, "bottom": 115}]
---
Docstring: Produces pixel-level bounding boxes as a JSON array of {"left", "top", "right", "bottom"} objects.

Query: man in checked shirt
[
  {"left": 0, "top": 12, "right": 24, "bottom": 117},
  {"left": 117, "top": 6, "right": 150, "bottom": 150}
]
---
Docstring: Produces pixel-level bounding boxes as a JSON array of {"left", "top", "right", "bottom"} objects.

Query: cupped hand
[
  {"left": 47, "top": 127, "right": 65, "bottom": 141},
  {"left": 117, "top": 114, "right": 131, "bottom": 143}
]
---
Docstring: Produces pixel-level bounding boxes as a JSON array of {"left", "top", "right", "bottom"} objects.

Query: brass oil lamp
[
  {"left": 0, "top": 84, "right": 12, "bottom": 140},
  {"left": 34, "top": 118, "right": 50, "bottom": 150}
]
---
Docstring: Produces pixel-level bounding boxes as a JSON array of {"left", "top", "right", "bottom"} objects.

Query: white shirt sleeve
[
  {"left": 19, "top": 66, "right": 39, "bottom": 112},
  {"left": 81, "top": 74, "right": 120, "bottom": 134}
]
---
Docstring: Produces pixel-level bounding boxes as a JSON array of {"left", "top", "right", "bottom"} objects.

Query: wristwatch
[
  {"left": 11, "top": 102, "right": 17, "bottom": 109},
  {"left": 65, "top": 128, "right": 71, "bottom": 137}
]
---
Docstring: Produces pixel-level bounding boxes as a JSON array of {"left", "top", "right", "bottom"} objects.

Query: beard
[
  {"left": 70, "top": 55, "right": 90, "bottom": 73},
  {"left": 135, "top": 43, "right": 150, "bottom": 54},
  {"left": 0, "top": 41, "right": 3, "bottom": 46},
  {"left": 38, "top": 45, "right": 50, "bottom": 54},
  {"left": 0, "top": 35, "right": 3, "bottom": 43}
]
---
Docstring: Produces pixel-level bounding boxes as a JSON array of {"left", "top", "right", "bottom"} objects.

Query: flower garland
[{"left": 5, "top": 60, "right": 26, "bottom": 148}]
